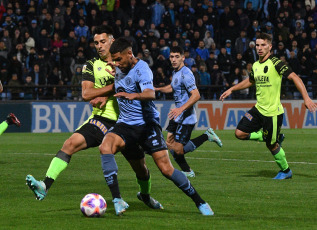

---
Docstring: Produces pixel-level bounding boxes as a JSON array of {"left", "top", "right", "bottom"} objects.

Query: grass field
[{"left": 0, "top": 129, "right": 316, "bottom": 230}]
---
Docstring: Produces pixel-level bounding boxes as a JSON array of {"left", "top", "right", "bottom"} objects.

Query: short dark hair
[
  {"left": 109, "top": 37, "right": 132, "bottom": 54},
  {"left": 170, "top": 46, "right": 184, "bottom": 55},
  {"left": 93, "top": 25, "right": 114, "bottom": 36},
  {"left": 256, "top": 32, "right": 272, "bottom": 43}
]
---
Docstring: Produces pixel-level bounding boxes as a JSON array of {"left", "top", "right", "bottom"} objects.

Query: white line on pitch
[{"left": 9, "top": 152, "right": 317, "bottom": 165}]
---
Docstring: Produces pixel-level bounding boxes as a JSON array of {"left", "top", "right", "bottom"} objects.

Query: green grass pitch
[{"left": 0, "top": 130, "right": 316, "bottom": 230}]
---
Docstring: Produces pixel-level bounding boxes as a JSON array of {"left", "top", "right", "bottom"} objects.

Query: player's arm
[
  {"left": 154, "top": 84, "right": 173, "bottom": 93},
  {"left": 220, "top": 77, "right": 254, "bottom": 101},
  {"left": 0, "top": 80, "right": 3, "bottom": 93},
  {"left": 287, "top": 72, "right": 317, "bottom": 112},
  {"left": 81, "top": 80, "right": 114, "bottom": 101},
  {"left": 114, "top": 88, "right": 155, "bottom": 101},
  {"left": 168, "top": 88, "right": 200, "bottom": 120}
]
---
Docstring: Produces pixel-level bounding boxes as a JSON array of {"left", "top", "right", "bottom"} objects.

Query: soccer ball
[{"left": 80, "top": 193, "right": 107, "bottom": 217}]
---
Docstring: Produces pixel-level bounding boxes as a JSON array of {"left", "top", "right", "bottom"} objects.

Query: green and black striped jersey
[
  {"left": 82, "top": 57, "right": 119, "bottom": 121},
  {"left": 249, "top": 55, "right": 293, "bottom": 116}
]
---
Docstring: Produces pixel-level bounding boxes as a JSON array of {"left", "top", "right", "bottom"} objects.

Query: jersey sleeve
[
  {"left": 273, "top": 59, "right": 293, "bottom": 78},
  {"left": 82, "top": 59, "right": 95, "bottom": 83},
  {"left": 249, "top": 68, "right": 255, "bottom": 82},
  {"left": 136, "top": 63, "right": 154, "bottom": 92},
  {"left": 182, "top": 68, "right": 197, "bottom": 92}
]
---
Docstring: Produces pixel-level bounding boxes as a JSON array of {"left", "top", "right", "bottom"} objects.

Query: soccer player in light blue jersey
[
  {"left": 155, "top": 46, "right": 222, "bottom": 178},
  {"left": 98, "top": 37, "right": 214, "bottom": 216}
]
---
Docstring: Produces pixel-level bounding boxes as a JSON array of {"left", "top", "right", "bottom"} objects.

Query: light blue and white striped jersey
[
  {"left": 115, "top": 59, "right": 160, "bottom": 126},
  {"left": 172, "top": 66, "right": 197, "bottom": 125}
]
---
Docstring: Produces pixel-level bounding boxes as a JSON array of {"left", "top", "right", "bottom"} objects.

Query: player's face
[
  {"left": 111, "top": 49, "right": 133, "bottom": 73},
  {"left": 169, "top": 52, "right": 185, "bottom": 70},
  {"left": 94, "top": 33, "right": 113, "bottom": 59},
  {"left": 255, "top": 39, "right": 272, "bottom": 59}
]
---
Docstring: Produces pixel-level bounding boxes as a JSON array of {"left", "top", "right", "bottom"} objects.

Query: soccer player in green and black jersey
[
  {"left": 26, "top": 26, "right": 162, "bottom": 215},
  {"left": 220, "top": 33, "right": 317, "bottom": 179}
]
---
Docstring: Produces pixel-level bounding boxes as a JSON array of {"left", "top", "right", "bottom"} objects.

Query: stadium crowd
[{"left": 0, "top": 0, "right": 316, "bottom": 100}]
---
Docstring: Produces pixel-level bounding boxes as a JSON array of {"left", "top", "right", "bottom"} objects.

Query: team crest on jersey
[
  {"left": 264, "top": 66, "right": 268, "bottom": 73},
  {"left": 125, "top": 77, "right": 132, "bottom": 85},
  {"left": 82, "top": 65, "right": 87, "bottom": 72},
  {"left": 174, "top": 78, "right": 178, "bottom": 85},
  {"left": 255, "top": 68, "right": 257, "bottom": 72},
  {"left": 98, "top": 67, "right": 102, "bottom": 71}
]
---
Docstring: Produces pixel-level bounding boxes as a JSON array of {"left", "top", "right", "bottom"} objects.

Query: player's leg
[
  {"left": 264, "top": 114, "right": 292, "bottom": 179},
  {"left": 166, "top": 121, "right": 194, "bottom": 176},
  {"left": 26, "top": 133, "right": 87, "bottom": 200},
  {"left": 125, "top": 154, "right": 164, "bottom": 210},
  {"left": 99, "top": 131, "right": 128, "bottom": 215},
  {"left": 152, "top": 150, "right": 213, "bottom": 215},
  {"left": 0, "top": 113, "right": 21, "bottom": 135},
  {"left": 145, "top": 124, "right": 213, "bottom": 215},
  {"left": 235, "top": 107, "right": 263, "bottom": 141}
]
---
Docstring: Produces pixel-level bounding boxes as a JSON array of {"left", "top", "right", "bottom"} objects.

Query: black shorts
[
  {"left": 75, "top": 115, "right": 116, "bottom": 148},
  {"left": 237, "top": 106, "right": 283, "bottom": 145},
  {"left": 109, "top": 122, "right": 168, "bottom": 159},
  {"left": 166, "top": 120, "right": 195, "bottom": 145}
]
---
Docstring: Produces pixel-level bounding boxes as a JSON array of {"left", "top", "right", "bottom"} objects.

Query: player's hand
[
  {"left": 304, "top": 98, "right": 317, "bottom": 113},
  {"left": 90, "top": 97, "right": 108, "bottom": 108},
  {"left": 168, "top": 108, "right": 183, "bottom": 120},
  {"left": 106, "top": 62, "right": 116, "bottom": 76},
  {"left": 219, "top": 89, "right": 232, "bottom": 101},
  {"left": 114, "top": 92, "right": 138, "bottom": 100}
]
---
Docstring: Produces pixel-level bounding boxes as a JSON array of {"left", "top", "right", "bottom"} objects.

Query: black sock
[
  {"left": 174, "top": 154, "right": 191, "bottom": 172},
  {"left": 43, "top": 177, "right": 54, "bottom": 190},
  {"left": 190, "top": 134, "right": 208, "bottom": 148},
  {"left": 105, "top": 174, "right": 121, "bottom": 199}
]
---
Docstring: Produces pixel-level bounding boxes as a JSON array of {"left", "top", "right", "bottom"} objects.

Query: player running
[
  {"left": 26, "top": 26, "right": 162, "bottom": 215},
  {"left": 155, "top": 46, "right": 222, "bottom": 178},
  {"left": 98, "top": 37, "right": 214, "bottom": 216},
  {"left": 220, "top": 33, "right": 317, "bottom": 179}
]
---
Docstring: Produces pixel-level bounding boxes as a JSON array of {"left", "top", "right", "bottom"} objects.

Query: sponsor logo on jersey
[
  {"left": 264, "top": 66, "right": 268, "bottom": 73},
  {"left": 244, "top": 112, "right": 253, "bottom": 121},
  {"left": 98, "top": 67, "right": 102, "bottom": 71},
  {"left": 89, "top": 119, "right": 108, "bottom": 135}
]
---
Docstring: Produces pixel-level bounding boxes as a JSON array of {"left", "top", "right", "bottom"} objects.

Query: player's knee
[
  {"left": 99, "top": 143, "right": 111, "bottom": 155},
  {"left": 62, "top": 138, "right": 77, "bottom": 154},
  {"left": 235, "top": 129, "right": 249, "bottom": 140},
  {"left": 266, "top": 142, "right": 279, "bottom": 152}
]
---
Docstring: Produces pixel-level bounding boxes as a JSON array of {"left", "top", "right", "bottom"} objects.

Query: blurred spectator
[
  {"left": 263, "top": 0, "right": 280, "bottom": 21},
  {"left": 288, "top": 51, "right": 301, "bottom": 74},
  {"left": 218, "top": 47, "right": 233, "bottom": 76},
  {"left": 203, "top": 31, "right": 214, "bottom": 49},
  {"left": 24, "top": 75, "right": 35, "bottom": 100},
  {"left": 74, "top": 19, "right": 90, "bottom": 41},
  {"left": 8, "top": 73, "right": 22, "bottom": 100},
  {"left": 274, "top": 41, "right": 290, "bottom": 60},
  {"left": 229, "top": 67, "right": 242, "bottom": 99},
  {"left": 235, "top": 30, "right": 250, "bottom": 55},
  {"left": 151, "top": 0, "right": 165, "bottom": 26},
  {"left": 198, "top": 64, "right": 211, "bottom": 99},
  {"left": 137, "top": 0, "right": 152, "bottom": 25},
  {"left": 237, "top": 8, "right": 250, "bottom": 31},
  {"left": 71, "top": 66, "right": 82, "bottom": 100},
  {"left": 24, "top": 31, "right": 35, "bottom": 54},
  {"left": 240, "top": 69, "right": 249, "bottom": 99},
  {"left": 196, "top": 40, "right": 209, "bottom": 61},
  {"left": 0, "top": 41, "right": 8, "bottom": 59},
  {"left": 162, "top": 2, "right": 177, "bottom": 27},
  {"left": 184, "top": 50, "right": 196, "bottom": 69},
  {"left": 310, "top": 30, "right": 317, "bottom": 51},
  {"left": 210, "top": 64, "right": 229, "bottom": 100},
  {"left": 37, "top": 29, "right": 51, "bottom": 56},
  {"left": 153, "top": 67, "right": 171, "bottom": 99},
  {"left": 142, "top": 49, "right": 153, "bottom": 68},
  {"left": 243, "top": 41, "right": 257, "bottom": 64},
  {"left": 191, "top": 64, "right": 200, "bottom": 86},
  {"left": 41, "top": 13, "right": 54, "bottom": 37},
  {"left": 244, "top": 1, "right": 257, "bottom": 22},
  {"left": 1, "top": 29, "right": 12, "bottom": 54},
  {"left": 51, "top": 32, "right": 63, "bottom": 50}
]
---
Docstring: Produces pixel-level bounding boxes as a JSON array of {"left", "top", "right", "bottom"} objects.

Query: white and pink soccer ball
[{"left": 80, "top": 193, "right": 107, "bottom": 217}]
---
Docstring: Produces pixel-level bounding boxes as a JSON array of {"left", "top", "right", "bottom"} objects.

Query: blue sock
[
  {"left": 170, "top": 169, "right": 204, "bottom": 206},
  {"left": 183, "top": 141, "right": 196, "bottom": 153},
  {"left": 100, "top": 154, "right": 121, "bottom": 199}
]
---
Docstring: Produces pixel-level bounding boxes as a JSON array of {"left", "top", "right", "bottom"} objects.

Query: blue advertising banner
[
  {"left": 30, "top": 100, "right": 317, "bottom": 133},
  {"left": 31, "top": 102, "right": 92, "bottom": 133}
]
